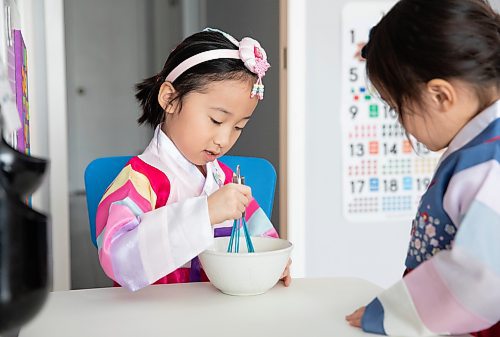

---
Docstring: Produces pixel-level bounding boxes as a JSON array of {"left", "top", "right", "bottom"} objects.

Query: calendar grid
[{"left": 340, "top": 2, "right": 442, "bottom": 222}]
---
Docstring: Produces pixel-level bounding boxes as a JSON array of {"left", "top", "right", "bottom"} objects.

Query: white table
[{"left": 18, "top": 278, "right": 465, "bottom": 337}]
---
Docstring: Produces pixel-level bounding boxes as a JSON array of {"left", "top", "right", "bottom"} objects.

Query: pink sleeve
[{"left": 96, "top": 157, "right": 213, "bottom": 291}]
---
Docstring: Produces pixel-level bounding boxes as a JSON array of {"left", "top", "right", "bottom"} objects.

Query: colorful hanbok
[
  {"left": 96, "top": 127, "right": 278, "bottom": 291},
  {"left": 362, "top": 100, "right": 500, "bottom": 336}
]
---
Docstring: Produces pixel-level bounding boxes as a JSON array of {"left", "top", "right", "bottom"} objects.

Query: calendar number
[
  {"left": 349, "top": 105, "right": 359, "bottom": 119},
  {"left": 383, "top": 105, "right": 398, "bottom": 119},
  {"left": 383, "top": 179, "right": 398, "bottom": 192},
  {"left": 350, "top": 143, "right": 365, "bottom": 157},
  {"left": 349, "top": 67, "right": 359, "bottom": 82},
  {"left": 383, "top": 143, "right": 398, "bottom": 155},
  {"left": 351, "top": 180, "right": 365, "bottom": 194},
  {"left": 416, "top": 178, "right": 431, "bottom": 191}
]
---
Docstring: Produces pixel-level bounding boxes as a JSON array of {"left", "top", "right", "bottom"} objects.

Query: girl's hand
[
  {"left": 207, "top": 183, "right": 252, "bottom": 225},
  {"left": 280, "top": 258, "right": 292, "bottom": 286},
  {"left": 345, "top": 306, "right": 365, "bottom": 328}
]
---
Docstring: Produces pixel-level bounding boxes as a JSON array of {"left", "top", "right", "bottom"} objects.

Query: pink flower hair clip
[
  {"left": 239, "top": 37, "right": 271, "bottom": 100},
  {"left": 165, "top": 28, "right": 271, "bottom": 100}
]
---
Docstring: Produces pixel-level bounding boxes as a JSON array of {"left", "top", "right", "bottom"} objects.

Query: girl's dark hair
[
  {"left": 363, "top": 0, "right": 500, "bottom": 116},
  {"left": 135, "top": 31, "right": 257, "bottom": 127}
]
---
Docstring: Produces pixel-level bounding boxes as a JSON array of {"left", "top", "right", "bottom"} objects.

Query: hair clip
[
  {"left": 166, "top": 28, "right": 270, "bottom": 100},
  {"left": 239, "top": 38, "right": 270, "bottom": 100}
]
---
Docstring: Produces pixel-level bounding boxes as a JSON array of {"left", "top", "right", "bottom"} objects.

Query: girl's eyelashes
[
  {"left": 210, "top": 117, "right": 222, "bottom": 125},
  {"left": 210, "top": 114, "right": 247, "bottom": 131},
  {"left": 210, "top": 116, "right": 246, "bottom": 131}
]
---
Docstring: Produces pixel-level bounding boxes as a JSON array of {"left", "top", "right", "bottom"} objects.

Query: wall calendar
[{"left": 341, "top": 2, "right": 442, "bottom": 222}]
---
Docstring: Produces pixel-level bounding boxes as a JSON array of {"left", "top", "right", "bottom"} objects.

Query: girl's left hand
[
  {"left": 345, "top": 306, "right": 365, "bottom": 328},
  {"left": 280, "top": 258, "right": 292, "bottom": 287}
]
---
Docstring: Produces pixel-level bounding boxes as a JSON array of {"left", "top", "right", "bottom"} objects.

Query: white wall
[
  {"left": 287, "top": 0, "right": 306, "bottom": 278},
  {"left": 44, "top": 0, "right": 70, "bottom": 291}
]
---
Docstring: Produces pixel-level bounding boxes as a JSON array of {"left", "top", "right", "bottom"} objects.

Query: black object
[
  {"left": 0, "top": 133, "right": 49, "bottom": 335},
  {"left": 0, "top": 136, "right": 47, "bottom": 196}
]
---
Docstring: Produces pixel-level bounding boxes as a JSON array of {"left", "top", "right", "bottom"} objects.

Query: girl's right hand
[{"left": 207, "top": 183, "right": 252, "bottom": 225}]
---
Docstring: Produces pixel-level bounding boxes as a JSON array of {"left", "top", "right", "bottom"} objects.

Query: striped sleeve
[
  {"left": 362, "top": 159, "right": 500, "bottom": 336},
  {"left": 96, "top": 157, "right": 213, "bottom": 291},
  {"left": 218, "top": 161, "right": 278, "bottom": 238}
]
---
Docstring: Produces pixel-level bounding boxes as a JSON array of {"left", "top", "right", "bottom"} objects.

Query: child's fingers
[
  {"left": 232, "top": 184, "right": 252, "bottom": 198},
  {"left": 225, "top": 183, "right": 252, "bottom": 204},
  {"left": 280, "top": 260, "right": 292, "bottom": 286},
  {"left": 281, "top": 261, "right": 290, "bottom": 278},
  {"left": 282, "top": 274, "right": 291, "bottom": 287},
  {"left": 345, "top": 307, "right": 365, "bottom": 328},
  {"left": 236, "top": 193, "right": 250, "bottom": 211},
  {"left": 346, "top": 317, "right": 361, "bottom": 327},
  {"left": 346, "top": 309, "right": 360, "bottom": 321},
  {"left": 280, "top": 273, "right": 291, "bottom": 286}
]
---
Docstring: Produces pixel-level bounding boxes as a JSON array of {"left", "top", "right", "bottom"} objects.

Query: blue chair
[{"left": 84, "top": 155, "right": 276, "bottom": 247}]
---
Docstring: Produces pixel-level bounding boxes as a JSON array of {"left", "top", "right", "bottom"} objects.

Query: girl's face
[
  {"left": 384, "top": 80, "right": 481, "bottom": 152},
  {"left": 399, "top": 104, "right": 458, "bottom": 152},
  {"left": 161, "top": 79, "right": 258, "bottom": 167}
]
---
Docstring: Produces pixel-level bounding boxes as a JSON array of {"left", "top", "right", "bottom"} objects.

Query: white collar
[
  {"left": 155, "top": 126, "right": 200, "bottom": 176},
  {"left": 438, "top": 99, "right": 499, "bottom": 165},
  {"left": 152, "top": 126, "right": 222, "bottom": 195}
]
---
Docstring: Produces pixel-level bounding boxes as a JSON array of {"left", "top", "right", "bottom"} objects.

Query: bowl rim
[{"left": 200, "top": 237, "right": 293, "bottom": 257}]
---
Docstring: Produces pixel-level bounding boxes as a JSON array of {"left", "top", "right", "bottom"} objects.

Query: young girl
[
  {"left": 95, "top": 28, "right": 291, "bottom": 291},
  {"left": 345, "top": 0, "right": 500, "bottom": 336}
]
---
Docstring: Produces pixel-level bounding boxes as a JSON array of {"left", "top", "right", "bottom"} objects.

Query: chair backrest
[{"left": 84, "top": 155, "right": 276, "bottom": 247}]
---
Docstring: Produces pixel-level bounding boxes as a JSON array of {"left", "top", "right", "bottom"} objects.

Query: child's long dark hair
[
  {"left": 363, "top": 0, "right": 500, "bottom": 116},
  {"left": 135, "top": 31, "right": 257, "bottom": 127}
]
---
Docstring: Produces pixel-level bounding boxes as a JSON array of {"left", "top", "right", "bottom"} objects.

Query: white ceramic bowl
[{"left": 199, "top": 236, "right": 293, "bottom": 296}]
